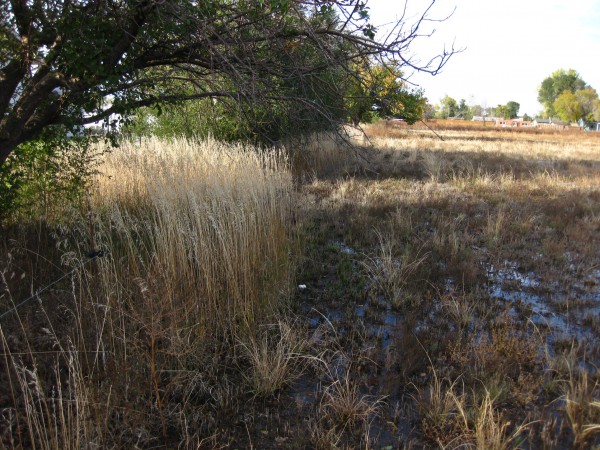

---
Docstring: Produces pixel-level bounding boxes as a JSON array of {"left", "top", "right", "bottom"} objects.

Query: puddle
[
  {"left": 330, "top": 240, "right": 357, "bottom": 255},
  {"left": 485, "top": 260, "right": 600, "bottom": 340},
  {"left": 306, "top": 301, "right": 402, "bottom": 349},
  {"left": 302, "top": 243, "right": 600, "bottom": 345}
]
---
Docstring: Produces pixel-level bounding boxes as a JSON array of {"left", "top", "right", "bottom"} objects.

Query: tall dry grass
[
  {"left": 92, "top": 137, "right": 296, "bottom": 341},
  {"left": 0, "top": 137, "right": 298, "bottom": 448}
]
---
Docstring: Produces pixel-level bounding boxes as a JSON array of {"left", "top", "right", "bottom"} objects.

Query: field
[{"left": 1, "top": 123, "right": 600, "bottom": 448}]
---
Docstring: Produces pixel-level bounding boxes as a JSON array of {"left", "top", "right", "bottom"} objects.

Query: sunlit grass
[
  {"left": 92, "top": 137, "right": 296, "bottom": 340},
  {"left": 1, "top": 137, "right": 298, "bottom": 448}
]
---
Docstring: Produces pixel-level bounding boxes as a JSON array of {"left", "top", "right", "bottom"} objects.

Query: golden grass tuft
[
  {"left": 1, "top": 137, "right": 298, "bottom": 448},
  {"left": 238, "top": 320, "right": 307, "bottom": 397},
  {"left": 90, "top": 137, "right": 296, "bottom": 340}
]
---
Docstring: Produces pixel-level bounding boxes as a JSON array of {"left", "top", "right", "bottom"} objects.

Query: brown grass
[
  {"left": 299, "top": 122, "right": 600, "bottom": 448},
  {"left": 0, "top": 137, "right": 298, "bottom": 448}
]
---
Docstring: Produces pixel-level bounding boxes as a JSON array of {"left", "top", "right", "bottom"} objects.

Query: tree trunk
[{"left": 0, "top": 138, "right": 20, "bottom": 166}]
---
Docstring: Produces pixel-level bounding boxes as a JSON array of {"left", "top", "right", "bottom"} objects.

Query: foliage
[
  {"left": 135, "top": 59, "right": 428, "bottom": 139},
  {"left": 505, "top": 101, "right": 520, "bottom": 119},
  {"left": 574, "top": 87, "right": 600, "bottom": 122},
  {"left": 424, "top": 102, "right": 438, "bottom": 120},
  {"left": 470, "top": 104, "right": 484, "bottom": 117},
  {"left": 457, "top": 99, "right": 473, "bottom": 120},
  {"left": 125, "top": 76, "right": 347, "bottom": 144},
  {"left": 553, "top": 87, "right": 600, "bottom": 123},
  {"left": 493, "top": 101, "right": 519, "bottom": 119},
  {"left": 553, "top": 91, "right": 583, "bottom": 123},
  {"left": 538, "top": 69, "right": 587, "bottom": 117},
  {"left": 124, "top": 98, "right": 252, "bottom": 142},
  {"left": 0, "top": 130, "right": 100, "bottom": 223},
  {"left": 436, "top": 96, "right": 458, "bottom": 119},
  {"left": 0, "top": 0, "right": 457, "bottom": 164},
  {"left": 341, "top": 62, "right": 426, "bottom": 125},
  {"left": 395, "top": 88, "right": 426, "bottom": 124}
]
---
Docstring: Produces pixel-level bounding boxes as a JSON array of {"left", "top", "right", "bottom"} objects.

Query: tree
[
  {"left": 505, "top": 101, "right": 520, "bottom": 119},
  {"left": 456, "top": 99, "right": 472, "bottom": 120},
  {"left": 438, "top": 95, "right": 458, "bottom": 119},
  {"left": 490, "top": 101, "right": 519, "bottom": 119},
  {"left": 470, "top": 105, "right": 482, "bottom": 116},
  {"left": 553, "top": 87, "right": 600, "bottom": 123},
  {"left": 538, "top": 69, "right": 586, "bottom": 117},
  {"left": 575, "top": 87, "right": 600, "bottom": 122},
  {"left": 0, "top": 1, "right": 457, "bottom": 165},
  {"left": 553, "top": 91, "right": 582, "bottom": 123},
  {"left": 494, "top": 105, "right": 509, "bottom": 119},
  {"left": 594, "top": 100, "right": 600, "bottom": 122},
  {"left": 423, "top": 102, "right": 437, "bottom": 120},
  {"left": 345, "top": 62, "right": 426, "bottom": 125}
]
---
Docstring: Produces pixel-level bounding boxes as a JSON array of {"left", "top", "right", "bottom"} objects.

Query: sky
[{"left": 368, "top": 0, "right": 600, "bottom": 116}]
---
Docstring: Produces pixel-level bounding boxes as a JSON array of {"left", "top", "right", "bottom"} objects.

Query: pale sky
[{"left": 369, "top": 0, "right": 600, "bottom": 116}]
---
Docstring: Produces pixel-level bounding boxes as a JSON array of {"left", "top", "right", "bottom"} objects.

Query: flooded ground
[
  {"left": 288, "top": 221, "right": 600, "bottom": 448},
  {"left": 279, "top": 124, "right": 600, "bottom": 448},
  {"left": 487, "top": 259, "right": 600, "bottom": 342}
]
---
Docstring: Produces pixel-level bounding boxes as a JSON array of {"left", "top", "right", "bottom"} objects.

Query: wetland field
[{"left": 1, "top": 121, "right": 599, "bottom": 448}]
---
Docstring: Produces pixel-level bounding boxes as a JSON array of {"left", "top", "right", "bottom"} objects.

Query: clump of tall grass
[
  {"left": 91, "top": 137, "right": 296, "bottom": 341},
  {"left": 238, "top": 319, "right": 307, "bottom": 397},
  {"left": 1, "top": 137, "right": 298, "bottom": 447},
  {"left": 362, "top": 230, "right": 428, "bottom": 310},
  {"left": 563, "top": 368, "right": 600, "bottom": 447}
]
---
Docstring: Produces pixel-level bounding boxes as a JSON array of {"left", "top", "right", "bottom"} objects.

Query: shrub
[{"left": 0, "top": 130, "right": 101, "bottom": 224}]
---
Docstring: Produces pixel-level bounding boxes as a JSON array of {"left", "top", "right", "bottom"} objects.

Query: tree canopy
[
  {"left": 0, "top": 0, "right": 457, "bottom": 164},
  {"left": 345, "top": 62, "right": 425, "bottom": 125},
  {"left": 438, "top": 95, "right": 458, "bottom": 119},
  {"left": 456, "top": 99, "right": 471, "bottom": 120},
  {"left": 553, "top": 87, "right": 600, "bottom": 123},
  {"left": 537, "top": 69, "right": 586, "bottom": 118},
  {"left": 493, "top": 101, "right": 519, "bottom": 119}
]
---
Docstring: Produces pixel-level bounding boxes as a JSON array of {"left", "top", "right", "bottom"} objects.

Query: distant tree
[
  {"left": 575, "top": 88, "right": 600, "bottom": 122},
  {"left": 538, "top": 69, "right": 586, "bottom": 117},
  {"left": 490, "top": 102, "right": 519, "bottom": 119},
  {"left": 423, "top": 102, "right": 437, "bottom": 120},
  {"left": 553, "top": 87, "right": 600, "bottom": 123},
  {"left": 494, "top": 105, "right": 508, "bottom": 119},
  {"left": 523, "top": 113, "right": 533, "bottom": 121},
  {"left": 505, "top": 101, "right": 520, "bottom": 119},
  {"left": 456, "top": 99, "right": 472, "bottom": 119},
  {"left": 594, "top": 100, "right": 600, "bottom": 121},
  {"left": 438, "top": 95, "right": 458, "bottom": 119},
  {"left": 470, "top": 104, "right": 484, "bottom": 117}
]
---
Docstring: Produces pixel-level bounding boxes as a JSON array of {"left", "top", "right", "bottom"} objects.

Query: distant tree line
[
  {"left": 426, "top": 68, "right": 600, "bottom": 125},
  {"left": 426, "top": 96, "right": 523, "bottom": 121}
]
